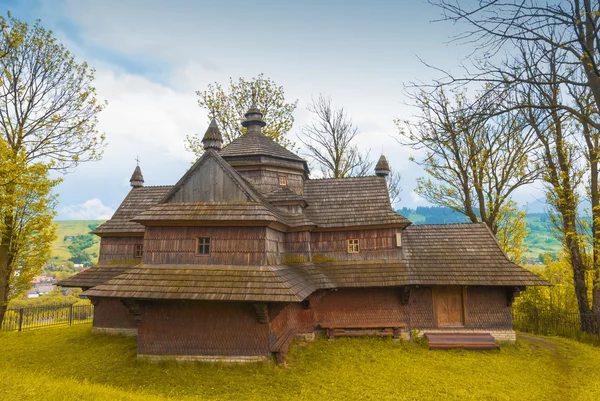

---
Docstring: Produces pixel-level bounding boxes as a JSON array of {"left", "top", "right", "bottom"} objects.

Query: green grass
[
  {"left": 51, "top": 220, "right": 105, "bottom": 264},
  {"left": 1, "top": 325, "right": 600, "bottom": 400}
]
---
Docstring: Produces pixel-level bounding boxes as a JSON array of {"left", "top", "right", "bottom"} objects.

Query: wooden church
[{"left": 60, "top": 106, "right": 548, "bottom": 361}]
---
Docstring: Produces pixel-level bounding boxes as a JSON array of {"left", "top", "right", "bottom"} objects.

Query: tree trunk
[
  {"left": 0, "top": 242, "right": 10, "bottom": 328},
  {"left": 0, "top": 213, "right": 15, "bottom": 329}
]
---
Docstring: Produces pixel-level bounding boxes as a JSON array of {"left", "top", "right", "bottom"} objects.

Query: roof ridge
[{"left": 306, "top": 176, "right": 384, "bottom": 182}]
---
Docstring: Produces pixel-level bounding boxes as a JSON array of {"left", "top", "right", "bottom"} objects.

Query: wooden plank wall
[
  {"left": 143, "top": 226, "right": 267, "bottom": 265},
  {"left": 168, "top": 157, "right": 249, "bottom": 202},
  {"left": 265, "top": 228, "right": 285, "bottom": 265},
  {"left": 283, "top": 231, "right": 311, "bottom": 263},
  {"left": 98, "top": 237, "right": 143, "bottom": 263},
  {"left": 309, "top": 228, "right": 402, "bottom": 261},
  {"left": 237, "top": 169, "right": 304, "bottom": 195}
]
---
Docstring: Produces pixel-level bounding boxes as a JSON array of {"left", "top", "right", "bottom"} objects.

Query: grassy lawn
[{"left": 1, "top": 325, "right": 599, "bottom": 400}]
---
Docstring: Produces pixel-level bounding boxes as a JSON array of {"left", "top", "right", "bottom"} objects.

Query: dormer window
[
  {"left": 279, "top": 176, "right": 288, "bottom": 186},
  {"left": 134, "top": 244, "right": 143, "bottom": 258},
  {"left": 348, "top": 239, "right": 360, "bottom": 253},
  {"left": 196, "top": 237, "right": 211, "bottom": 255}
]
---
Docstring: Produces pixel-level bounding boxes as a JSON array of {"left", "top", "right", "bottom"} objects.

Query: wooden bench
[
  {"left": 270, "top": 328, "right": 297, "bottom": 364},
  {"left": 319, "top": 323, "right": 408, "bottom": 340}
]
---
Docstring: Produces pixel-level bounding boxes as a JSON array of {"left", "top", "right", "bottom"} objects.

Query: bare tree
[
  {"left": 387, "top": 168, "right": 402, "bottom": 207},
  {"left": 299, "top": 95, "right": 372, "bottom": 178},
  {"left": 398, "top": 88, "right": 540, "bottom": 235},
  {"left": 424, "top": 0, "right": 600, "bottom": 332}
]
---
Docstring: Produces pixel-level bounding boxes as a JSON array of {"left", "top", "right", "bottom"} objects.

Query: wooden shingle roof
[
  {"left": 93, "top": 186, "right": 171, "bottom": 235},
  {"left": 133, "top": 202, "right": 280, "bottom": 223},
  {"left": 303, "top": 177, "right": 411, "bottom": 228},
  {"left": 58, "top": 263, "right": 140, "bottom": 289},
  {"left": 83, "top": 265, "right": 308, "bottom": 302},
  {"left": 402, "top": 223, "right": 549, "bottom": 286},
  {"left": 219, "top": 132, "right": 306, "bottom": 163}
]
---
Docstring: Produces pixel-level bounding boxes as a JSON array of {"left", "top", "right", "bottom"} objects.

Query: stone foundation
[
  {"left": 92, "top": 327, "right": 138, "bottom": 336},
  {"left": 421, "top": 329, "right": 516, "bottom": 344},
  {"left": 138, "top": 354, "right": 268, "bottom": 363}
]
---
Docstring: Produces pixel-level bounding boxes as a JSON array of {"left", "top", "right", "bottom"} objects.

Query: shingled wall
[
  {"left": 91, "top": 298, "right": 138, "bottom": 335},
  {"left": 129, "top": 285, "right": 514, "bottom": 358},
  {"left": 98, "top": 237, "right": 144, "bottom": 263},
  {"left": 137, "top": 301, "right": 270, "bottom": 360}
]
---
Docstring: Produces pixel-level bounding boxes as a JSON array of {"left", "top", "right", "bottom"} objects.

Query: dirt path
[{"left": 517, "top": 333, "right": 573, "bottom": 400}]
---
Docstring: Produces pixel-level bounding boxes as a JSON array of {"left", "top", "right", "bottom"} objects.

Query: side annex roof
[{"left": 93, "top": 186, "right": 172, "bottom": 235}]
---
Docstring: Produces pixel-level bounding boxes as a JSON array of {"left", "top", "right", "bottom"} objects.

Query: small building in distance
[{"left": 60, "top": 105, "right": 548, "bottom": 361}]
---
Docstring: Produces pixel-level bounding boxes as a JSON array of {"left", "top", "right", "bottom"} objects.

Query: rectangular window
[
  {"left": 134, "top": 244, "right": 143, "bottom": 258},
  {"left": 348, "top": 239, "right": 360, "bottom": 253},
  {"left": 196, "top": 237, "right": 211, "bottom": 255},
  {"left": 279, "top": 176, "right": 288, "bottom": 186}
]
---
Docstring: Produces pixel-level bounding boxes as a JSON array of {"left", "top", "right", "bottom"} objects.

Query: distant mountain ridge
[{"left": 396, "top": 207, "right": 561, "bottom": 260}]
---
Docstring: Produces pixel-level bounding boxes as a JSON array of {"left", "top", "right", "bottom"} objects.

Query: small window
[
  {"left": 279, "top": 176, "right": 287, "bottom": 186},
  {"left": 348, "top": 239, "right": 360, "bottom": 253},
  {"left": 196, "top": 237, "right": 211, "bottom": 255},
  {"left": 134, "top": 244, "right": 143, "bottom": 258}
]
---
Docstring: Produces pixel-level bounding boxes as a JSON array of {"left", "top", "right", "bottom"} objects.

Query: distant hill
[
  {"left": 397, "top": 207, "right": 561, "bottom": 260},
  {"left": 51, "top": 220, "right": 105, "bottom": 265}
]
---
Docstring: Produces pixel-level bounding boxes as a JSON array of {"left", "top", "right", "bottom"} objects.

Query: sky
[{"left": 2, "top": 0, "right": 547, "bottom": 220}]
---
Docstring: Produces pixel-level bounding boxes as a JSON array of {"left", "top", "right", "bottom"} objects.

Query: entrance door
[{"left": 433, "top": 286, "right": 465, "bottom": 327}]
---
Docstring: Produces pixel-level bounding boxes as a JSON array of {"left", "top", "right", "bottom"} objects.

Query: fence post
[
  {"left": 534, "top": 307, "right": 539, "bottom": 334},
  {"left": 18, "top": 308, "right": 23, "bottom": 332},
  {"left": 69, "top": 304, "right": 73, "bottom": 326}
]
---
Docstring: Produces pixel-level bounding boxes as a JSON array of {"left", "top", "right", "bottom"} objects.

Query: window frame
[
  {"left": 347, "top": 239, "right": 360, "bottom": 253},
  {"left": 278, "top": 175, "right": 288, "bottom": 186},
  {"left": 134, "top": 244, "right": 143, "bottom": 258},
  {"left": 196, "top": 237, "right": 211, "bottom": 256}
]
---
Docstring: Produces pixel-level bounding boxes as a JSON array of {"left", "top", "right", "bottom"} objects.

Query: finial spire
[
  {"left": 202, "top": 118, "right": 223, "bottom": 151},
  {"left": 242, "top": 100, "right": 266, "bottom": 135},
  {"left": 375, "top": 155, "right": 390, "bottom": 178},
  {"left": 130, "top": 163, "right": 144, "bottom": 188},
  {"left": 135, "top": 155, "right": 140, "bottom": 166}
]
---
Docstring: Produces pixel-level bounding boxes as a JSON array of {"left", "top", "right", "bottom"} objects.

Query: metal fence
[
  {"left": 512, "top": 306, "right": 600, "bottom": 344},
  {"left": 1, "top": 304, "right": 94, "bottom": 332}
]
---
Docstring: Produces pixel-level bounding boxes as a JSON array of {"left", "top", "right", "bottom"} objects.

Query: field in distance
[{"left": 51, "top": 220, "right": 105, "bottom": 265}]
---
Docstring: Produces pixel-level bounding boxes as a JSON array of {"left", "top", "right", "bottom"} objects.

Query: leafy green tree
[
  {"left": 0, "top": 13, "right": 105, "bottom": 326},
  {"left": 186, "top": 73, "right": 297, "bottom": 156}
]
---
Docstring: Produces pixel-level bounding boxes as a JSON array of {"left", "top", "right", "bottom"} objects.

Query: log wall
[{"left": 143, "top": 226, "right": 267, "bottom": 265}]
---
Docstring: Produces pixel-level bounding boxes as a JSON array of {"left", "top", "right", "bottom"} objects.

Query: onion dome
[
  {"left": 201, "top": 119, "right": 223, "bottom": 151},
  {"left": 241, "top": 104, "right": 267, "bottom": 134},
  {"left": 375, "top": 155, "right": 390, "bottom": 177},
  {"left": 130, "top": 165, "right": 144, "bottom": 188}
]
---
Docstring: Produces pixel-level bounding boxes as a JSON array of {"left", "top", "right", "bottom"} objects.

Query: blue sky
[{"left": 2, "top": 0, "right": 546, "bottom": 219}]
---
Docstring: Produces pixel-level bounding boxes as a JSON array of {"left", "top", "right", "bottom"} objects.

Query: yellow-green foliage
[
  {"left": 312, "top": 254, "right": 337, "bottom": 263},
  {"left": 7, "top": 289, "right": 90, "bottom": 309},
  {"left": 0, "top": 139, "right": 59, "bottom": 300},
  {"left": 282, "top": 254, "right": 309, "bottom": 264},
  {"left": 51, "top": 220, "right": 104, "bottom": 264},
  {"left": 1, "top": 325, "right": 600, "bottom": 400}
]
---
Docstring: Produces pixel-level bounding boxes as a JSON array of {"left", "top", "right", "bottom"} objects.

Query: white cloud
[{"left": 60, "top": 198, "right": 115, "bottom": 220}]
